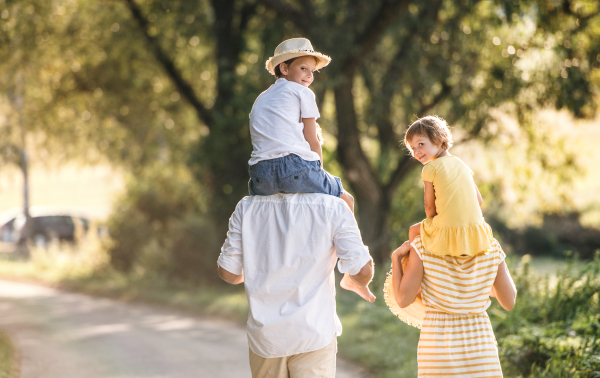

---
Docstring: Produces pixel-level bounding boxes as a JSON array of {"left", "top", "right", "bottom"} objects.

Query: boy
[{"left": 248, "top": 38, "right": 354, "bottom": 210}]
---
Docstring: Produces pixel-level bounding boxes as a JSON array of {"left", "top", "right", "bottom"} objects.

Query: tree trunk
[
  {"left": 333, "top": 70, "right": 393, "bottom": 264},
  {"left": 196, "top": 0, "right": 254, "bottom": 232},
  {"left": 17, "top": 75, "right": 31, "bottom": 256}
]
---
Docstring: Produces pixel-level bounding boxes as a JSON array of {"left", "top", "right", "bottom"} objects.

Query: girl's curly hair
[{"left": 403, "top": 115, "right": 453, "bottom": 155}]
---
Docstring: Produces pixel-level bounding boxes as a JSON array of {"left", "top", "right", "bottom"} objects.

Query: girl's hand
[{"left": 392, "top": 241, "right": 411, "bottom": 260}]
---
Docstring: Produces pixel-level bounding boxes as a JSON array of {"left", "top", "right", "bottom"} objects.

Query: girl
[
  {"left": 248, "top": 37, "right": 355, "bottom": 211},
  {"left": 404, "top": 115, "right": 494, "bottom": 257},
  {"left": 385, "top": 237, "right": 516, "bottom": 377},
  {"left": 383, "top": 115, "right": 517, "bottom": 376}
]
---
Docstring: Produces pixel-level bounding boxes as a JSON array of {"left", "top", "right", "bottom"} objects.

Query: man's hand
[{"left": 340, "top": 272, "right": 376, "bottom": 303}]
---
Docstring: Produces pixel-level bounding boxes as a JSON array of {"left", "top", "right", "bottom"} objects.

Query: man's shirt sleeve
[
  {"left": 331, "top": 203, "right": 371, "bottom": 275},
  {"left": 217, "top": 201, "right": 244, "bottom": 275}
]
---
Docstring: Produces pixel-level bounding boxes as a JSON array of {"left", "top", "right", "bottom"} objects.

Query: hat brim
[
  {"left": 383, "top": 254, "right": 426, "bottom": 329},
  {"left": 265, "top": 51, "right": 331, "bottom": 75}
]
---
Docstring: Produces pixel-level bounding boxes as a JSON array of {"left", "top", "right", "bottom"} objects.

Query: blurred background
[{"left": 1, "top": 0, "right": 599, "bottom": 376}]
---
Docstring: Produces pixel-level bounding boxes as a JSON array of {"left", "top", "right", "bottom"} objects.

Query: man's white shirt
[{"left": 218, "top": 193, "right": 371, "bottom": 358}]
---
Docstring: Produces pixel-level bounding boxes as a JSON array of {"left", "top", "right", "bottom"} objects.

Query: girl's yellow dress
[{"left": 420, "top": 156, "right": 493, "bottom": 257}]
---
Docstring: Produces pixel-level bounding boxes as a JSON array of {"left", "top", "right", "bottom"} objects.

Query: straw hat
[
  {"left": 265, "top": 38, "right": 331, "bottom": 75},
  {"left": 383, "top": 253, "right": 426, "bottom": 329}
]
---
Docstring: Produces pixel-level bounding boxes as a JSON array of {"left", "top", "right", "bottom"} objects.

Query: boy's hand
[
  {"left": 392, "top": 241, "right": 411, "bottom": 261},
  {"left": 340, "top": 272, "right": 376, "bottom": 303}
]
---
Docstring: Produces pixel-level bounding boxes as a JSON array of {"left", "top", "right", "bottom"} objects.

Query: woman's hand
[{"left": 392, "top": 241, "right": 411, "bottom": 261}]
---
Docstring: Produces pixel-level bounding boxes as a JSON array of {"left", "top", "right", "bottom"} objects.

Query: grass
[
  {"left": 336, "top": 269, "right": 420, "bottom": 378},
  {"left": 0, "top": 329, "right": 15, "bottom": 378}
]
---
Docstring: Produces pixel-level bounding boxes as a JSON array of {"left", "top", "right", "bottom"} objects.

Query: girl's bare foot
[{"left": 340, "top": 273, "right": 376, "bottom": 302}]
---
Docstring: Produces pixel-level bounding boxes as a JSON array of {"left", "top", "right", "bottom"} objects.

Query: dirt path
[{"left": 0, "top": 280, "right": 369, "bottom": 378}]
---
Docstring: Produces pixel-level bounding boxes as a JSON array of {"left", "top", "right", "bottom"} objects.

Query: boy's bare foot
[{"left": 340, "top": 273, "right": 376, "bottom": 303}]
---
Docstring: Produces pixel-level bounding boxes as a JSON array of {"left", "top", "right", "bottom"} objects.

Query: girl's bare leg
[{"left": 340, "top": 191, "right": 354, "bottom": 212}]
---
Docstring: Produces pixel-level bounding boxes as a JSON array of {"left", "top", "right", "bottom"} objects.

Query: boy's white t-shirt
[{"left": 248, "top": 78, "right": 321, "bottom": 166}]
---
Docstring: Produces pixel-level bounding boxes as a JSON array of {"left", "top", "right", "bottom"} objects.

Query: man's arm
[
  {"left": 349, "top": 258, "right": 374, "bottom": 287},
  {"left": 218, "top": 265, "right": 244, "bottom": 285},
  {"left": 333, "top": 203, "right": 376, "bottom": 303},
  {"left": 217, "top": 201, "right": 244, "bottom": 285}
]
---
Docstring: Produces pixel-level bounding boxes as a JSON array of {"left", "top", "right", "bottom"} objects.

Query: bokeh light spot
[{"left": 189, "top": 36, "right": 199, "bottom": 46}]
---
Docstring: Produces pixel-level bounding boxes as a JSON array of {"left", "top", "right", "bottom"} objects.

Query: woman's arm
[
  {"left": 492, "top": 261, "right": 516, "bottom": 310},
  {"left": 392, "top": 243, "right": 424, "bottom": 308},
  {"left": 474, "top": 183, "right": 483, "bottom": 207},
  {"left": 302, "top": 117, "right": 323, "bottom": 165},
  {"left": 424, "top": 181, "right": 437, "bottom": 218}
]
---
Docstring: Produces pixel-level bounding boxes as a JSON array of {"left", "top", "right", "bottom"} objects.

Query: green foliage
[
  {"left": 107, "top": 163, "right": 221, "bottom": 283},
  {"left": 488, "top": 212, "right": 600, "bottom": 259},
  {"left": 490, "top": 254, "right": 600, "bottom": 378},
  {"left": 2, "top": 0, "right": 599, "bottom": 271}
]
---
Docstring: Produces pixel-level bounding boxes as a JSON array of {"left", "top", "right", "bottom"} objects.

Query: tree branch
[
  {"left": 297, "top": 0, "right": 315, "bottom": 24},
  {"left": 343, "top": 0, "right": 412, "bottom": 75},
  {"left": 124, "top": 0, "right": 213, "bottom": 127},
  {"left": 417, "top": 81, "right": 452, "bottom": 116},
  {"left": 384, "top": 153, "right": 419, "bottom": 198},
  {"left": 238, "top": 3, "right": 257, "bottom": 36},
  {"left": 371, "top": 0, "right": 444, "bottom": 152},
  {"left": 255, "top": 0, "right": 310, "bottom": 35}
]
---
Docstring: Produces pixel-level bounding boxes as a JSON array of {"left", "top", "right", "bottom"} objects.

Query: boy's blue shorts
[{"left": 248, "top": 154, "right": 344, "bottom": 197}]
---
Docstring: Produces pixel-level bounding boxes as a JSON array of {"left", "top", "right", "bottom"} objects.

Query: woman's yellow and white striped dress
[{"left": 412, "top": 235, "right": 505, "bottom": 378}]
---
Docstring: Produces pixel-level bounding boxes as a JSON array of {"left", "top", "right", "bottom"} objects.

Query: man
[{"left": 218, "top": 193, "right": 375, "bottom": 378}]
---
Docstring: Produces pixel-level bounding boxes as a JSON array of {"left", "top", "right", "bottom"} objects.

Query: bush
[
  {"left": 488, "top": 212, "right": 600, "bottom": 259},
  {"left": 107, "top": 164, "right": 222, "bottom": 284},
  {"left": 491, "top": 254, "right": 600, "bottom": 378}
]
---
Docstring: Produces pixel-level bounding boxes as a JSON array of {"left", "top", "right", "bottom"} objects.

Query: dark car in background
[{"left": 0, "top": 207, "right": 91, "bottom": 248}]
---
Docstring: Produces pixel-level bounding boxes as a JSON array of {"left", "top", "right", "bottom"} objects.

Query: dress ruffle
[{"left": 420, "top": 218, "right": 494, "bottom": 257}]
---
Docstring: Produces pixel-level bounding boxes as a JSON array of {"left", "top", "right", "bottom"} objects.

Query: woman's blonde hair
[{"left": 403, "top": 115, "right": 453, "bottom": 155}]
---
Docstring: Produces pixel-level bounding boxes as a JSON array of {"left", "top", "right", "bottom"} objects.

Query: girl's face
[
  {"left": 279, "top": 56, "right": 317, "bottom": 87},
  {"left": 408, "top": 135, "right": 444, "bottom": 164}
]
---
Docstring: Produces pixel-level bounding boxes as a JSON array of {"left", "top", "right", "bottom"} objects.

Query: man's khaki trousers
[{"left": 248, "top": 337, "right": 337, "bottom": 378}]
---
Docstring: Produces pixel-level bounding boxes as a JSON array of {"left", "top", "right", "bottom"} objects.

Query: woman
[{"left": 386, "top": 236, "right": 517, "bottom": 377}]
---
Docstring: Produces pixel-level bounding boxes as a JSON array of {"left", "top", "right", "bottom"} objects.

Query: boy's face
[
  {"left": 279, "top": 56, "right": 317, "bottom": 87},
  {"left": 408, "top": 135, "right": 443, "bottom": 164}
]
